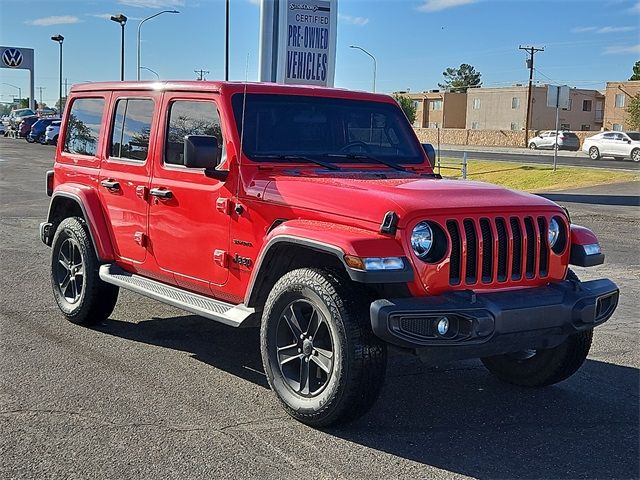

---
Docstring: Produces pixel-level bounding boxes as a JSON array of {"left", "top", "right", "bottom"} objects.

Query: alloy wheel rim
[
  {"left": 275, "top": 299, "right": 334, "bottom": 397},
  {"left": 55, "top": 238, "right": 84, "bottom": 304},
  {"left": 633, "top": 150, "right": 640, "bottom": 162}
]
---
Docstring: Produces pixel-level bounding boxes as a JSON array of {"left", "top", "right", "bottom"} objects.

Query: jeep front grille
[{"left": 447, "top": 216, "right": 550, "bottom": 286}]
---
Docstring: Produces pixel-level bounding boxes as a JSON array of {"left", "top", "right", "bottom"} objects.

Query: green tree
[
  {"left": 393, "top": 94, "right": 417, "bottom": 125},
  {"left": 438, "top": 63, "right": 482, "bottom": 92},
  {"left": 627, "top": 93, "right": 640, "bottom": 130},
  {"left": 630, "top": 61, "right": 640, "bottom": 81},
  {"left": 55, "top": 96, "right": 67, "bottom": 112}
]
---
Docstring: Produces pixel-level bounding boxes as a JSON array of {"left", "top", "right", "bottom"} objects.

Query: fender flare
[
  {"left": 569, "top": 224, "right": 604, "bottom": 267},
  {"left": 47, "top": 184, "right": 115, "bottom": 261},
  {"left": 244, "top": 220, "right": 413, "bottom": 306}
]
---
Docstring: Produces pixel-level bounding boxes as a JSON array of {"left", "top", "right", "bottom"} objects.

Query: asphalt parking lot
[{"left": 1, "top": 138, "right": 638, "bottom": 479}]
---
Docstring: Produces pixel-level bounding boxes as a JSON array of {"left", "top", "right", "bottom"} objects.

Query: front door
[
  {"left": 148, "top": 95, "right": 231, "bottom": 292},
  {"left": 98, "top": 93, "right": 158, "bottom": 265}
]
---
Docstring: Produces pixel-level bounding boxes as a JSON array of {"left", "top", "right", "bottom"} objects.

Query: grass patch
[{"left": 438, "top": 159, "right": 640, "bottom": 192}]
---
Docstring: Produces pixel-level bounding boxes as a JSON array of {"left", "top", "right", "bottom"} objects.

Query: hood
[{"left": 260, "top": 171, "right": 562, "bottom": 227}]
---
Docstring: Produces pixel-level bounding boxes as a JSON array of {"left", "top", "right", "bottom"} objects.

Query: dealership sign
[
  {"left": 0, "top": 46, "right": 35, "bottom": 109},
  {"left": 259, "top": 0, "right": 337, "bottom": 87}
]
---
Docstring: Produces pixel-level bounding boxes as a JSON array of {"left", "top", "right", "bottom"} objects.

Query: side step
[{"left": 99, "top": 264, "right": 254, "bottom": 327}]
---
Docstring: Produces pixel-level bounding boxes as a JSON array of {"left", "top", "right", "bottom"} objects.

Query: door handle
[
  {"left": 149, "top": 187, "right": 173, "bottom": 199},
  {"left": 100, "top": 179, "right": 120, "bottom": 190}
]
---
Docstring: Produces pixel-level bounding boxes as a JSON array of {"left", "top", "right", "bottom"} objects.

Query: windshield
[
  {"left": 232, "top": 94, "right": 424, "bottom": 165},
  {"left": 627, "top": 132, "right": 640, "bottom": 141}
]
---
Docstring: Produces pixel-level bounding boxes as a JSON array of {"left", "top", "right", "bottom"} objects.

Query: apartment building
[
  {"left": 402, "top": 91, "right": 467, "bottom": 128},
  {"left": 603, "top": 81, "right": 640, "bottom": 131},
  {"left": 465, "top": 85, "right": 604, "bottom": 131}
]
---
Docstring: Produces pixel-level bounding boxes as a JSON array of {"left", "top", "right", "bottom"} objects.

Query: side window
[
  {"left": 110, "top": 98, "right": 154, "bottom": 161},
  {"left": 165, "top": 100, "right": 223, "bottom": 165},
  {"left": 602, "top": 133, "right": 615, "bottom": 139},
  {"left": 63, "top": 98, "right": 104, "bottom": 156}
]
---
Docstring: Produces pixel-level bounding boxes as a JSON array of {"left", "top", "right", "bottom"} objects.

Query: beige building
[
  {"left": 603, "top": 81, "right": 640, "bottom": 131},
  {"left": 465, "top": 85, "right": 604, "bottom": 132},
  {"left": 401, "top": 91, "right": 467, "bottom": 129}
]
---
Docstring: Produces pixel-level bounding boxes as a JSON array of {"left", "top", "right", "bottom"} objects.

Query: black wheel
[
  {"left": 481, "top": 270, "right": 592, "bottom": 387},
  {"left": 632, "top": 148, "right": 640, "bottom": 163},
  {"left": 261, "top": 268, "right": 386, "bottom": 427},
  {"left": 51, "top": 217, "right": 119, "bottom": 325},
  {"left": 528, "top": 142, "right": 537, "bottom": 150},
  {"left": 589, "top": 146, "right": 600, "bottom": 160},
  {"left": 38, "top": 134, "right": 46, "bottom": 144},
  {"left": 26, "top": 135, "right": 35, "bottom": 143}
]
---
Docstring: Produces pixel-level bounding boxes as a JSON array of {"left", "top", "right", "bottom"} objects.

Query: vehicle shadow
[
  {"left": 94, "top": 314, "right": 639, "bottom": 479},
  {"left": 538, "top": 193, "right": 640, "bottom": 206}
]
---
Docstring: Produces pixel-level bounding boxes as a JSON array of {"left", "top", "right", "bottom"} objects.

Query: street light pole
[
  {"left": 137, "top": 10, "right": 180, "bottom": 80},
  {"left": 2, "top": 83, "right": 21, "bottom": 104},
  {"left": 51, "top": 35, "right": 64, "bottom": 112},
  {"left": 110, "top": 14, "right": 128, "bottom": 81},
  {"left": 349, "top": 45, "right": 377, "bottom": 93},
  {"left": 140, "top": 66, "right": 160, "bottom": 80}
]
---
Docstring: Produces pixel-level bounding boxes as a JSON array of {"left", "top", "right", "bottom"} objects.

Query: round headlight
[
  {"left": 548, "top": 218, "right": 560, "bottom": 247},
  {"left": 411, "top": 221, "right": 433, "bottom": 259}
]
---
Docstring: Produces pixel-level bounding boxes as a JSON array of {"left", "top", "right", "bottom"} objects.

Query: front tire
[
  {"left": 50, "top": 217, "right": 119, "bottom": 325},
  {"left": 528, "top": 142, "right": 537, "bottom": 150},
  {"left": 260, "top": 268, "right": 386, "bottom": 427},
  {"left": 589, "top": 146, "right": 600, "bottom": 160}
]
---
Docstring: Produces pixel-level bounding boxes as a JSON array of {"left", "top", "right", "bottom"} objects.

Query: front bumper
[{"left": 371, "top": 278, "right": 618, "bottom": 362}]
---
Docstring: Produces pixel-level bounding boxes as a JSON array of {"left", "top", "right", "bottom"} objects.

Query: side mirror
[
  {"left": 422, "top": 143, "right": 436, "bottom": 167},
  {"left": 183, "top": 135, "right": 227, "bottom": 179}
]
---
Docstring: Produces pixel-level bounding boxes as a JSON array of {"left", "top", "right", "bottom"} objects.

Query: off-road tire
[
  {"left": 260, "top": 268, "right": 387, "bottom": 427},
  {"left": 481, "top": 270, "right": 592, "bottom": 387},
  {"left": 50, "top": 217, "right": 119, "bottom": 325},
  {"left": 589, "top": 146, "right": 600, "bottom": 160}
]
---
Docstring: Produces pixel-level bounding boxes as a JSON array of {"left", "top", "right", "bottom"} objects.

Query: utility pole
[
  {"left": 519, "top": 45, "right": 544, "bottom": 147},
  {"left": 194, "top": 69, "right": 209, "bottom": 81},
  {"left": 37, "top": 86, "right": 46, "bottom": 106}
]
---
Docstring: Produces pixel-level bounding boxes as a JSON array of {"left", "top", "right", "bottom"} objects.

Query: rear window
[
  {"left": 63, "top": 98, "right": 105, "bottom": 156},
  {"left": 627, "top": 133, "right": 640, "bottom": 141}
]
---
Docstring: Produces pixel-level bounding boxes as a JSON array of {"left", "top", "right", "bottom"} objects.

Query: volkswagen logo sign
[{"left": 2, "top": 48, "right": 23, "bottom": 68}]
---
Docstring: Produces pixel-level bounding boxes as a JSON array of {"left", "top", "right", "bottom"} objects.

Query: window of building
[
  {"left": 428, "top": 122, "right": 441, "bottom": 128},
  {"left": 560, "top": 123, "right": 570, "bottom": 130},
  {"left": 165, "top": 100, "right": 223, "bottom": 165},
  {"left": 511, "top": 97, "right": 520, "bottom": 109},
  {"left": 430, "top": 100, "right": 443, "bottom": 111},
  {"left": 472, "top": 98, "right": 481, "bottom": 110},
  {"left": 582, "top": 100, "right": 592, "bottom": 112},
  {"left": 470, "top": 121, "right": 480, "bottom": 129},
  {"left": 510, "top": 122, "right": 519, "bottom": 130},
  {"left": 110, "top": 98, "right": 154, "bottom": 161},
  {"left": 581, "top": 124, "right": 590, "bottom": 131},
  {"left": 63, "top": 98, "right": 105, "bottom": 156},
  {"left": 615, "top": 94, "right": 625, "bottom": 108},
  {"left": 612, "top": 123, "right": 623, "bottom": 131},
  {"left": 412, "top": 101, "right": 420, "bottom": 110}
]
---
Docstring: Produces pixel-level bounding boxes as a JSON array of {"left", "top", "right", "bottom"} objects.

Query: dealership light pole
[
  {"left": 2, "top": 83, "right": 21, "bottom": 104},
  {"left": 51, "top": 35, "right": 64, "bottom": 112},
  {"left": 110, "top": 14, "right": 128, "bottom": 81},
  {"left": 349, "top": 45, "right": 376, "bottom": 93},
  {"left": 137, "top": 10, "right": 179, "bottom": 80}
]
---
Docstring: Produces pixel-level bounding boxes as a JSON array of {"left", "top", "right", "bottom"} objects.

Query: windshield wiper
[
  {"left": 325, "top": 153, "right": 406, "bottom": 172},
  {"left": 252, "top": 154, "right": 339, "bottom": 170}
]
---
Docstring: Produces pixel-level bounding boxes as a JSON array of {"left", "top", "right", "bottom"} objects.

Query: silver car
[
  {"left": 528, "top": 130, "right": 580, "bottom": 151},
  {"left": 582, "top": 131, "right": 640, "bottom": 162}
]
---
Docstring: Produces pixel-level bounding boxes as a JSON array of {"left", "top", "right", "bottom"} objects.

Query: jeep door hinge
[
  {"left": 136, "top": 185, "right": 148, "bottom": 200},
  {"left": 213, "top": 250, "right": 229, "bottom": 268},
  {"left": 216, "top": 197, "right": 232, "bottom": 215},
  {"left": 134, "top": 231, "right": 148, "bottom": 247}
]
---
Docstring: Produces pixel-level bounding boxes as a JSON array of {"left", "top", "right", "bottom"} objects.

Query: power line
[{"left": 194, "top": 69, "right": 210, "bottom": 81}]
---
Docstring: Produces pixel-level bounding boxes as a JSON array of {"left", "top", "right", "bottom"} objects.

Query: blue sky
[{"left": 1, "top": 0, "right": 638, "bottom": 107}]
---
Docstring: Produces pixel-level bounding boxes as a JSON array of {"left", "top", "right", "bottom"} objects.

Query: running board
[{"left": 99, "top": 264, "right": 254, "bottom": 327}]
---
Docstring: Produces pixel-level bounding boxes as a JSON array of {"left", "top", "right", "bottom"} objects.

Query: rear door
[
  {"left": 147, "top": 93, "right": 232, "bottom": 292},
  {"left": 98, "top": 93, "right": 158, "bottom": 265}
]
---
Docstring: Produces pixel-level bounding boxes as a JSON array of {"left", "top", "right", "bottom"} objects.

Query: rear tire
[
  {"left": 260, "top": 268, "right": 386, "bottom": 427},
  {"left": 589, "top": 146, "right": 600, "bottom": 160},
  {"left": 50, "top": 217, "right": 119, "bottom": 325},
  {"left": 632, "top": 148, "right": 640, "bottom": 163}
]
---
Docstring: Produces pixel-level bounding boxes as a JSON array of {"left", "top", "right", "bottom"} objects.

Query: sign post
[
  {"left": 547, "top": 85, "right": 570, "bottom": 172},
  {"left": 0, "top": 46, "right": 35, "bottom": 110},
  {"left": 259, "top": 0, "right": 337, "bottom": 87}
]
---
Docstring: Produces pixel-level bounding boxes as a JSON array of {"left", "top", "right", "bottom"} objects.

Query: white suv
[
  {"left": 582, "top": 131, "right": 640, "bottom": 162},
  {"left": 529, "top": 131, "right": 580, "bottom": 151}
]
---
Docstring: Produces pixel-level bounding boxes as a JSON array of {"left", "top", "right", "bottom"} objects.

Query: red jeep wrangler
[{"left": 41, "top": 81, "right": 618, "bottom": 426}]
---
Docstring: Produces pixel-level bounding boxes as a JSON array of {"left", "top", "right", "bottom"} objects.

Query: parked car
[
  {"left": 582, "top": 131, "right": 640, "bottom": 162},
  {"left": 40, "top": 81, "right": 618, "bottom": 427},
  {"left": 27, "top": 118, "right": 60, "bottom": 144},
  {"left": 528, "top": 131, "right": 580, "bottom": 151},
  {"left": 0, "top": 122, "right": 5, "bottom": 136},
  {"left": 18, "top": 116, "right": 38, "bottom": 138},
  {"left": 44, "top": 121, "right": 61, "bottom": 145},
  {"left": 8, "top": 108, "right": 36, "bottom": 129}
]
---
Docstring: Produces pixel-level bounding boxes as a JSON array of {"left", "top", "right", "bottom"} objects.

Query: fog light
[{"left": 437, "top": 317, "right": 449, "bottom": 336}]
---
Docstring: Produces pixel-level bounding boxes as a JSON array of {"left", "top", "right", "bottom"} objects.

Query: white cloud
[
  {"left": 630, "top": 1, "right": 640, "bottom": 13},
  {"left": 338, "top": 14, "right": 369, "bottom": 26},
  {"left": 417, "top": 0, "right": 478, "bottom": 13},
  {"left": 596, "top": 26, "right": 635, "bottom": 33},
  {"left": 571, "top": 26, "right": 597, "bottom": 33},
  {"left": 26, "top": 15, "right": 81, "bottom": 26},
  {"left": 118, "top": 0, "right": 184, "bottom": 8},
  {"left": 603, "top": 44, "right": 640, "bottom": 55},
  {"left": 88, "top": 13, "right": 116, "bottom": 20}
]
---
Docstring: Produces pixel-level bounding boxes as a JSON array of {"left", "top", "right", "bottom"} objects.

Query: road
[
  {"left": 1, "top": 138, "right": 638, "bottom": 479},
  {"left": 441, "top": 148, "right": 640, "bottom": 171}
]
